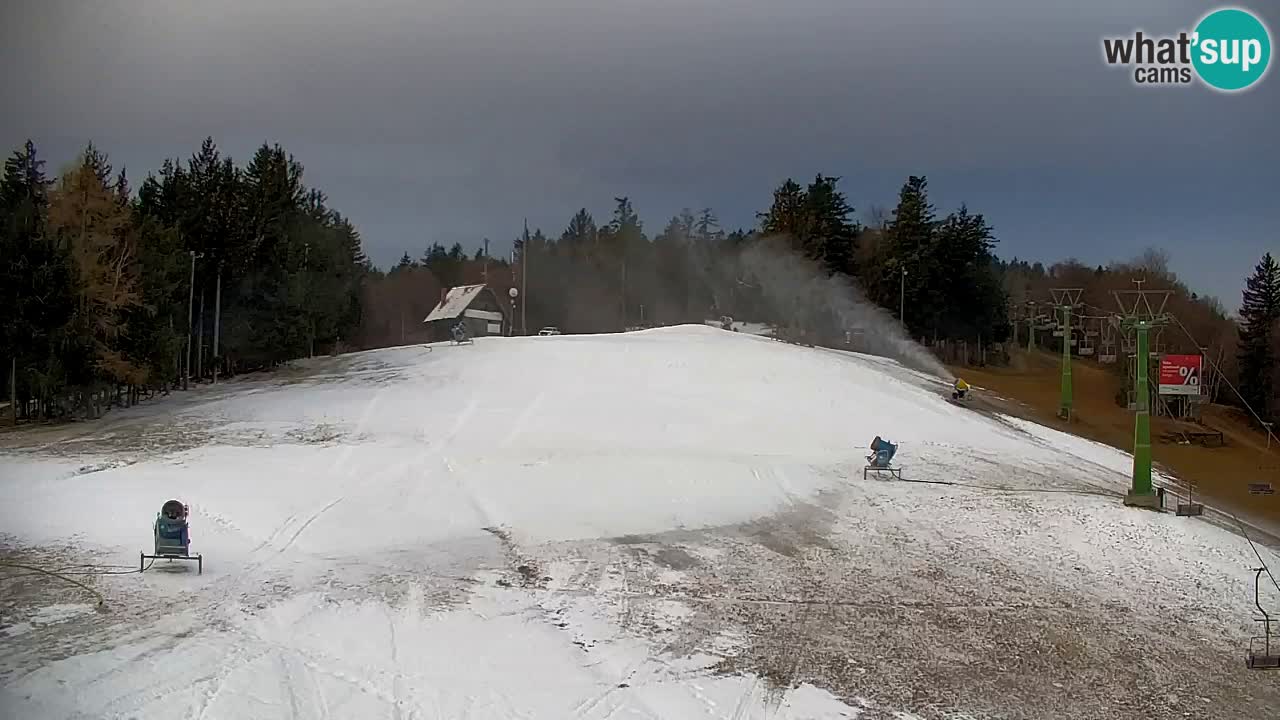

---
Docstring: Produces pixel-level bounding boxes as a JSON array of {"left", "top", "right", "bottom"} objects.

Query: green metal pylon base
[{"left": 1123, "top": 490, "right": 1162, "bottom": 510}]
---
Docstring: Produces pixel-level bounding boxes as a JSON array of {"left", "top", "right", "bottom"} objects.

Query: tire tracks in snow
[
  {"left": 212, "top": 384, "right": 397, "bottom": 608},
  {"left": 386, "top": 603, "right": 405, "bottom": 720},
  {"left": 278, "top": 650, "right": 304, "bottom": 720},
  {"left": 766, "top": 466, "right": 820, "bottom": 710},
  {"left": 176, "top": 606, "right": 411, "bottom": 717},
  {"left": 192, "top": 643, "right": 276, "bottom": 720},
  {"left": 280, "top": 496, "right": 347, "bottom": 555}
]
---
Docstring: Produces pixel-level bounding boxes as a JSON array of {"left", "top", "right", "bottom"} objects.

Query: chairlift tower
[
  {"left": 1022, "top": 301, "right": 1038, "bottom": 352},
  {"left": 1114, "top": 281, "right": 1172, "bottom": 509},
  {"left": 1049, "top": 288, "right": 1084, "bottom": 420},
  {"left": 1008, "top": 299, "right": 1021, "bottom": 347}
]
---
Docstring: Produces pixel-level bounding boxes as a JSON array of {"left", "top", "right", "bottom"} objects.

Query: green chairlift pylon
[
  {"left": 1049, "top": 288, "right": 1083, "bottom": 421},
  {"left": 1114, "top": 283, "right": 1172, "bottom": 510}
]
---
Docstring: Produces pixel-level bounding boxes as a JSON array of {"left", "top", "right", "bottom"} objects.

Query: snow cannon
[
  {"left": 141, "top": 499, "right": 202, "bottom": 574},
  {"left": 864, "top": 436, "right": 901, "bottom": 480},
  {"left": 868, "top": 436, "right": 896, "bottom": 468},
  {"left": 451, "top": 321, "right": 473, "bottom": 345}
]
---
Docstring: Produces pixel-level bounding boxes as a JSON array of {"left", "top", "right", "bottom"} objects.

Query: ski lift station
[{"left": 423, "top": 284, "right": 512, "bottom": 342}]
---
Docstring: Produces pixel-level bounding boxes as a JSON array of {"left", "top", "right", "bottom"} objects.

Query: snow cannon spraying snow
[
  {"left": 864, "top": 436, "right": 901, "bottom": 480},
  {"left": 141, "top": 499, "right": 202, "bottom": 574}
]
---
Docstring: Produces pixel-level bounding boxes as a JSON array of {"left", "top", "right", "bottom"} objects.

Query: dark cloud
[{"left": 3, "top": 0, "right": 1275, "bottom": 306}]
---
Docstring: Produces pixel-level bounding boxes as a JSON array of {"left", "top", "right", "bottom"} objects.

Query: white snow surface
[{"left": 0, "top": 324, "right": 1274, "bottom": 719}]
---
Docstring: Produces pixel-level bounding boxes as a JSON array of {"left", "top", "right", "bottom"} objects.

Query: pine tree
[
  {"left": 758, "top": 176, "right": 859, "bottom": 278},
  {"left": 1237, "top": 253, "right": 1280, "bottom": 421},
  {"left": 759, "top": 179, "right": 808, "bottom": 251},
  {"left": 1, "top": 141, "right": 75, "bottom": 419},
  {"left": 930, "top": 205, "right": 1007, "bottom": 341},
  {"left": 694, "top": 208, "right": 722, "bottom": 243},
  {"left": 4, "top": 136, "right": 370, "bottom": 414},
  {"left": 422, "top": 242, "right": 467, "bottom": 288},
  {"left": 120, "top": 209, "right": 186, "bottom": 390},
  {"left": 608, "top": 197, "right": 646, "bottom": 328},
  {"left": 804, "top": 174, "right": 859, "bottom": 277},
  {"left": 655, "top": 213, "right": 696, "bottom": 323},
  {"left": 561, "top": 209, "right": 597, "bottom": 252},
  {"left": 876, "top": 176, "right": 938, "bottom": 336}
]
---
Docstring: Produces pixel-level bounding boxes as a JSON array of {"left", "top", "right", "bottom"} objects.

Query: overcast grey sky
[{"left": 3, "top": 0, "right": 1276, "bottom": 308}]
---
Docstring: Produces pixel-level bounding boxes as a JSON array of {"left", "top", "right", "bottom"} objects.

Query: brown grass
[{"left": 953, "top": 349, "right": 1280, "bottom": 526}]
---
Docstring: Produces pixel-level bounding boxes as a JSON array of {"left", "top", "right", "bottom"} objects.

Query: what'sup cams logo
[{"left": 1102, "top": 7, "right": 1271, "bottom": 91}]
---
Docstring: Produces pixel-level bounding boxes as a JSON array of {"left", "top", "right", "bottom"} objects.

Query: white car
[{"left": 537, "top": 327, "right": 562, "bottom": 336}]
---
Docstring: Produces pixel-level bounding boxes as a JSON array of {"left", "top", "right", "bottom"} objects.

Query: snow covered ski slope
[{"left": 2, "top": 325, "right": 1278, "bottom": 719}]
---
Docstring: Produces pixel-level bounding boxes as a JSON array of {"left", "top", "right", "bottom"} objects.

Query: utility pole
[
  {"left": 196, "top": 286, "right": 205, "bottom": 380},
  {"left": 522, "top": 220, "right": 529, "bottom": 336},
  {"left": 1060, "top": 303, "right": 1072, "bottom": 418},
  {"left": 1114, "top": 283, "right": 1172, "bottom": 509},
  {"left": 303, "top": 243, "right": 312, "bottom": 359},
  {"left": 1026, "top": 301, "right": 1037, "bottom": 352},
  {"left": 1009, "top": 300, "right": 1019, "bottom": 348},
  {"left": 1049, "top": 288, "right": 1083, "bottom": 420},
  {"left": 508, "top": 287, "right": 518, "bottom": 336},
  {"left": 185, "top": 251, "right": 198, "bottom": 390},
  {"left": 212, "top": 263, "right": 222, "bottom": 384},
  {"left": 9, "top": 356, "right": 15, "bottom": 426},
  {"left": 482, "top": 238, "right": 489, "bottom": 284},
  {"left": 899, "top": 267, "right": 907, "bottom": 332}
]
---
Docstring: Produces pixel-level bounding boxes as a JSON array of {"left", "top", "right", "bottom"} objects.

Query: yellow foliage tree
[{"left": 47, "top": 147, "right": 143, "bottom": 385}]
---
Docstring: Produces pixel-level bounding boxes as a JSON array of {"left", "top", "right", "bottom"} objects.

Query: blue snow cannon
[
  {"left": 141, "top": 499, "right": 202, "bottom": 573},
  {"left": 864, "top": 436, "right": 901, "bottom": 479}
]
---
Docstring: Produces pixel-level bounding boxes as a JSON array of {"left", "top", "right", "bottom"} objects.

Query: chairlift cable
[{"left": 1228, "top": 512, "right": 1280, "bottom": 598}]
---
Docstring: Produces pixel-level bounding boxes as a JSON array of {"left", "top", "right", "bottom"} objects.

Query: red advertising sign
[{"left": 1159, "top": 354, "right": 1202, "bottom": 396}]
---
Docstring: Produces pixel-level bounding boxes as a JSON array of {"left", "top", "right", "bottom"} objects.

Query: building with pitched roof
[{"left": 422, "top": 284, "right": 511, "bottom": 341}]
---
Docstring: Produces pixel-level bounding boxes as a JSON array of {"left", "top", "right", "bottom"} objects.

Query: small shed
[{"left": 423, "top": 284, "right": 510, "bottom": 341}]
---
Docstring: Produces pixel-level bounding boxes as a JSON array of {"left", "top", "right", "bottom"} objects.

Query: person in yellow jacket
[{"left": 952, "top": 377, "right": 970, "bottom": 400}]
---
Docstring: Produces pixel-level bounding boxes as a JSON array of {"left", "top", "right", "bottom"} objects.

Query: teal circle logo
[{"left": 1192, "top": 8, "right": 1272, "bottom": 91}]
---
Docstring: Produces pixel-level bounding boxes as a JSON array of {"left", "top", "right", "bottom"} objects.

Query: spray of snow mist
[{"left": 735, "top": 237, "right": 952, "bottom": 380}]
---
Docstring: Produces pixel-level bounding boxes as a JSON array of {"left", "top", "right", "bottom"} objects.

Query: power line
[
  {"left": 1128, "top": 311, "right": 1280, "bottom": 595},
  {"left": 1228, "top": 512, "right": 1280, "bottom": 598},
  {"left": 1167, "top": 312, "right": 1280, "bottom": 448}
]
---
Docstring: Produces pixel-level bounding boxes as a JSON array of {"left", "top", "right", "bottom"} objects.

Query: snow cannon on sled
[
  {"left": 141, "top": 500, "right": 202, "bottom": 573},
  {"left": 864, "top": 436, "right": 901, "bottom": 480},
  {"left": 946, "top": 378, "right": 973, "bottom": 408},
  {"left": 451, "top": 321, "right": 473, "bottom": 345}
]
